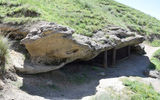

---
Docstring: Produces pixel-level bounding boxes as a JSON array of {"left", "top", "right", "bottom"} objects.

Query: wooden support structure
[
  {"left": 104, "top": 51, "right": 108, "bottom": 68},
  {"left": 103, "top": 46, "right": 131, "bottom": 68},
  {"left": 112, "top": 48, "right": 116, "bottom": 66},
  {"left": 128, "top": 46, "right": 131, "bottom": 57}
]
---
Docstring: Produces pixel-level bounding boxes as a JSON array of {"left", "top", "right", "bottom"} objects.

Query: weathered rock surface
[
  {"left": 0, "top": 80, "right": 4, "bottom": 90},
  {"left": 82, "top": 76, "right": 160, "bottom": 100},
  {"left": 146, "top": 70, "right": 160, "bottom": 79},
  {"left": 0, "top": 23, "right": 32, "bottom": 40},
  {"left": 133, "top": 44, "right": 146, "bottom": 55},
  {"left": 17, "top": 21, "right": 144, "bottom": 73},
  {"left": 0, "top": 21, "right": 145, "bottom": 74}
]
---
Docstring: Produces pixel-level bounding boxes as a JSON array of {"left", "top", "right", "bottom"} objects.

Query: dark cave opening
[{"left": 64, "top": 45, "right": 134, "bottom": 69}]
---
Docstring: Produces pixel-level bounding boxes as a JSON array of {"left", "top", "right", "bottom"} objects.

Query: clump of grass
[
  {"left": 0, "top": 35, "right": 10, "bottom": 74},
  {"left": 122, "top": 79, "right": 160, "bottom": 100},
  {"left": 150, "top": 40, "right": 160, "bottom": 47},
  {"left": 150, "top": 49, "right": 160, "bottom": 71}
]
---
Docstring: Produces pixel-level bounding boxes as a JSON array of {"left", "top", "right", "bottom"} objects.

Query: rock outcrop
[
  {"left": 1, "top": 21, "right": 145, "bottom": 74},
  {"left": 0, "top": 23, "right": 31, "bottom": 40},
  {"left": 15, "top": 21, "right": 144, "bottom": 74},
  {"left": 0, "top": 80, "right": 4, "bottom": 90}
]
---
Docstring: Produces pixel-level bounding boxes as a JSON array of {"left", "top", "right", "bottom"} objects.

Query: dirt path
[
  {"left": 144, "top": 44, "right": 160, "bottom": 58},
  {"left": 1, "top": 44, "right": 160, "bottom": 100}
]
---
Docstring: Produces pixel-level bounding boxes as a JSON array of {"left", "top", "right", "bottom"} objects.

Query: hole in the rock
[
  {"left": 64, "top": 49, "right": 114, "bottom": 68},
  {"left": 85, "top": 51, "right": 105, "bottom": 67},
  {"left": 61, "top": 27, "right": 68, "bottom": 31}
]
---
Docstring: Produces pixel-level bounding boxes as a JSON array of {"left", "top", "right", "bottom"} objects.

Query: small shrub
[
  {"left": 122, "top": 79, "right": 160, "bottom": 100},
  {"left": 0, "top": 35, "right": 10, "bottom": 74},
  {"left": 150, "top": 49, "right": 160, "bottom": 71},
  {"left": 150, "top": 40, "right": 160, "bottom": 47}
]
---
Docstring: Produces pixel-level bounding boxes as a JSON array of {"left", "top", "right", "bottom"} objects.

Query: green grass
[
  {"left": 0, "top": 35, "right": 10, "bottom": 74},
  {"left": 150, "top": 40, "right": 160, "bottom": 47},
  {"left": 122, "top": 79, "right": 160, "bottom": 100},
  {"left": 0, "top": 0, "right": 160, "bottom": 37},
  {"left": 150, "top": 49, "right": 160, "bottom": 71}
]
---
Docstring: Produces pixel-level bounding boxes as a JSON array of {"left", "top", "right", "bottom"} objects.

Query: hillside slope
[{"left": 0, "top": 0, "right": 160, "bottom": 38}]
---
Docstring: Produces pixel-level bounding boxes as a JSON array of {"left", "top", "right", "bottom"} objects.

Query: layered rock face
[{"left": 1, "top": 21, "right": 145, "bottom": 74}]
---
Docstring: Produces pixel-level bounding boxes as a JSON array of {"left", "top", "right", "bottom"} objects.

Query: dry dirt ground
[{"left": 0, "top": 44, "right": 160, "bottom": 100}]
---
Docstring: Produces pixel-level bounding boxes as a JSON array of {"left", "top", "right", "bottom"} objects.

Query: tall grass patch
[
  {"left": 0, "top": 35, "right": 10, "bottom": 74},
  {"left": 150, "top": 40, "right": 160, "bottom": 47}
]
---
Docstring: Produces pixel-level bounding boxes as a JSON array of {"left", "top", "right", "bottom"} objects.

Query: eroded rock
[
  {"left": 0, "top": 80, "right": 4, "bottom": 90},
  {"left": 148, "top": 70, "right": 160, "bottom": 79},
  {"left": 17, "top": 21, "right": 145, "bottom": 73},
  {"left": 133, "top": 44, "right": 146, "bottom": 55}
]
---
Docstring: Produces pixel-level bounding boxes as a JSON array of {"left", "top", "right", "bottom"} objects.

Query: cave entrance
[
  {"left": 116, "top": 46, "right": 131, "bottom": 61},
  {"left": 65, "top": 45, "right": 132, "bottom": 69},
  {"left": 85, "top": 45, "right": 132, "bottom": 68}
]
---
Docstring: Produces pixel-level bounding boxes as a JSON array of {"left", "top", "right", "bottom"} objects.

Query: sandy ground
[
  {"left": 144, "top": 44, "right": 160, "bottom": 58},
  {"left": 1, "top": 44, "right": 160, "bottom": 100}
]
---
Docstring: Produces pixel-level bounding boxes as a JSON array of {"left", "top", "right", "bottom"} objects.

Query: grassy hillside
[{"left": 0, "top": 0, "right": 160, "bottom": 38}]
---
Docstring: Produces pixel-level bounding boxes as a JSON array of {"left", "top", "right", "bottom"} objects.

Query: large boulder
[
  {"left": 0, "top": 80, "right": 4, "bottom": 90},
  {"left": 0, "top": 21, "right": 145, "bottom": 74},
  {"left": 15, "top": 21, "right": 145, "bottom": 74},
  {"left": 20, "top": 22, "right": 95, "bottom": 64}
]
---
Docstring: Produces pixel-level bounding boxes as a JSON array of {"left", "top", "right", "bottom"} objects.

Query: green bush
[
  {"left": 122, "top": 79, "right": 160, "bottom": 100},
  {"left": 150, "top": 49, "right": 160, "bottom": 71},
  {"left": 0, "top": 35, "right": 10, "bottom": 74},
  {"left": 150, "top": 40, "right": 160, "bottom": 47}
]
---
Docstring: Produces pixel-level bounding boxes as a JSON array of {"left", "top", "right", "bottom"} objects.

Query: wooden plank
[
  {"left": 112, "top": 48, "right": 116, "bottom": 66},
  {"left": 104, "top": 51, "right": 108, "bottom": 68},
  {"left": 128, "top": 46, "right": 131, "bottom": 57}
]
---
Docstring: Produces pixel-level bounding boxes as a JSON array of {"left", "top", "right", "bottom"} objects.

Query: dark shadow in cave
[{"left": 19, "top": 46, "right": 150, "bottom": 100}]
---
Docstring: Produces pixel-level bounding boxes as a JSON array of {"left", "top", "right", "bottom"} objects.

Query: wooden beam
[
  {"left": 104, "top": 51, "right": 108, "bottom": 68},
  {"left": 128, "top": 46, "right": 131, "bottom": 57},
  {"left": 112, "top": 48, "right": 116, "bottom": 66}
]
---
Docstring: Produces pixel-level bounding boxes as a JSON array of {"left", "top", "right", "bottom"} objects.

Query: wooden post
[
  {"left": 128, "top": 46, "right": 131, "bottom": 57},
  {"left": 112, "top": 48, "right": 116, "bottom": 66},
  {"left": 104, "top": 51, "right": 108, "bottom": 68}
]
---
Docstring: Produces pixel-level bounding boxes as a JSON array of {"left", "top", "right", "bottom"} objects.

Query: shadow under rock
[{"left": 19, "top": 54, "right": 150, "bottom": 100}]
